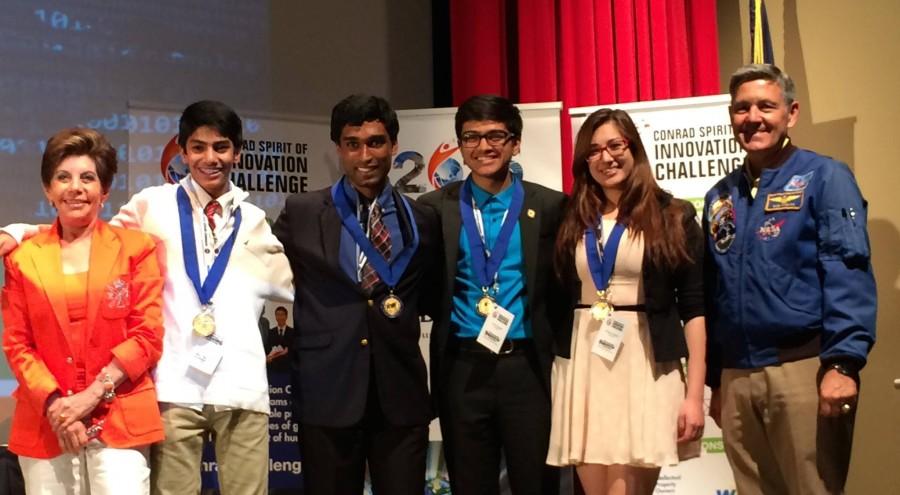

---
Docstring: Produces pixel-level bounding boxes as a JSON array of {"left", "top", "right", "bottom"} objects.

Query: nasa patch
[
  {"left": 757, "top": 217, "right": 785, "bottom": 241},
  {"left": 783, "top": 171, "right": 814, "bottom": 192}
]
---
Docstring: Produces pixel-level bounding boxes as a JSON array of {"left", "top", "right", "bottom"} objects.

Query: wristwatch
[
  {"left": 825, "top": 362, "right": 860, "bottom": 382},
  {"left": 99, "top": 372, "right": 116, "bottom": 402}
]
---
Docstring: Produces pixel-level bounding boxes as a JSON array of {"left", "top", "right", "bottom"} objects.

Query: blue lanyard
[
  {"left": 330, "top": 178, "right": 419, "bottom": 288},
  {"left": 584, "top": 221, "right": 625, "bottom": 292},
  {"left": 177, "top": 186, "right": 242, "bottom": 306},
  {"left": 459, "top": 178, "right": 524, "bottom": 289}
]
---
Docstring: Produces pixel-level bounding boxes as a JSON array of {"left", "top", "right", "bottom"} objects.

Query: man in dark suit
[
  {"left": 266, "top": 305, "right": 294, "bottom": 373},
  {"left": 272, "top": 94, "right": 440, "bottom": 495},
  {"left": 418, "top": 95, "right": 568, "bottom": 495}
]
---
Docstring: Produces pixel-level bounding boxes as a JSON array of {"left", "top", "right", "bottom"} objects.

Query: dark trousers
[
  {"left": 439, "top": 340, "right": 560, "bottom": 495},
  {"left": 299, "top": 376, "right": 428, "bottom": 495}
]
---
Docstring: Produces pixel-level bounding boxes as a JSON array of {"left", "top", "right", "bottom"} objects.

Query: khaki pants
[
  {"left": 720, "top": 357, "right": 854, "bottom": 495},
  {"left": 150, "top": 404, "right": 269, "bottom": 495}
]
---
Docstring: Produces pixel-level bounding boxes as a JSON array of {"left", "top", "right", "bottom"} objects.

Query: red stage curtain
[
  {"left": 449, "top": 0, "right": 720, "bottom": 191},
  {"left": 450, "top": 0, "right": 508, "bottom": 102}
]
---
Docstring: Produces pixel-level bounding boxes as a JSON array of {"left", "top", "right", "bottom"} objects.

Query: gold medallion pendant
[
  {"left": 590, "top": 290, "right": 614, "bottom": 321},
  {"left": 381, "top": 294, "right": 404, "bottom": 319},
  {"left": 590, "top": 301, "right": 613, "bottom": 321},
  {"left": 476, "top": 295, "right": 495, "bottom": 317},
  {"left": 192, "top": 311, "right": 216, "bottom": 337}
]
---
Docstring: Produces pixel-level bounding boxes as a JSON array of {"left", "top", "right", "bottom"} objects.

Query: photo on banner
[{"left": 571, "top": 94, "right": 741, "bottom": 495}]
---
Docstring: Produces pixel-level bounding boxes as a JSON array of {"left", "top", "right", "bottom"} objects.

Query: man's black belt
[{"left": 450, "top": 337, "right": 533, "bottom": 356}]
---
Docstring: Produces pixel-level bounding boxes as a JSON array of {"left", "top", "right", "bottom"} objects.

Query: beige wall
[
  {"left": 270, "top": 1, "right": 434, "bottom": 116},
  {"left": 718, "top": 0, "right": 900, "bottom": 492}
]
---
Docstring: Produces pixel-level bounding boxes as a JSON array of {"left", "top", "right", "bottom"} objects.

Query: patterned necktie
[
  {"left": 360, "top": 202, "right": 392, "bottom": 290},
  {"left": 204, "top": 200, "right": 222, "bottom": 231}
]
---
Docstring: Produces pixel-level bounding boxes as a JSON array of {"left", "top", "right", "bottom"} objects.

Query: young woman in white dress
[{"left": 547, "top": 108, "right": 707, "bottom": 495}]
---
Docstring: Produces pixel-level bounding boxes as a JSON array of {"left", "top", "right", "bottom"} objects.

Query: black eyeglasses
[{"left": 459, "top": 130, "right": 515, "bottom": 148}]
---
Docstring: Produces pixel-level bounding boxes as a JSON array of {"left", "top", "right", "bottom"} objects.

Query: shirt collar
[
  {"left": 340, "top": 177, "right": 396, "bottom": 213},
  {"left": 185, "top": 177, "right": 236, "bottom": 213},
  {"left": 468, "top": 174, "right": 516, "bottom": 210},
  {"left": 742, "top": 137, "right": 797, "bottom": 183}
]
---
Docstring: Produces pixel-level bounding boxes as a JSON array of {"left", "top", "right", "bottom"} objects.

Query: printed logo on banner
[
  {"left": 426, "top": 142, "right": 462, "bottom": 189},
  {"left": 160, "top": 135, "right": 188, "bottom": 183},
  {"left": 701, "top": 437, "right": 726, "bottom": 454},
  {"left": 393, "top": 151, "right": 428, "bottom": 193},
  {"left": 509, "top": 161, "right": 524, "bottom": 179}
]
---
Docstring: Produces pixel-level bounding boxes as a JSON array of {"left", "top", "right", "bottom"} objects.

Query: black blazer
[
  {"left": 273, "top": 186, "right": 441, "bottom": 428},
  {"left": 266, "top": 325, "right": 295, "bottom": 373},
  {"left": 557, "top": 195, "right": 705, "bottom": 362},
  {"left": 418, "top": 180, "right": 569, "bottom": 396}
]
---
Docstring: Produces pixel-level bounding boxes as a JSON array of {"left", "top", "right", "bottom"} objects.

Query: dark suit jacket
[
  {"left": 266, "top": 325, "right": 294, "bottom": 373},
  {"left": 556, "top": 195, "right": 705, "bottom": 362},
  {"left": 273, "top": 186, "right": 441, "bottom": 428},
  {"left": 418, "top": 180, "right": 569, "bottom": 398}
]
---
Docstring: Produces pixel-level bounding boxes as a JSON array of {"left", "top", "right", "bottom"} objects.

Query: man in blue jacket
[{"left": 704, "top": 64, "right": 876, "bottom": 494}]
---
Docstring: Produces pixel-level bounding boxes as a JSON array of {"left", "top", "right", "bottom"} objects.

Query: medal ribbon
[
  {"left": 459, "top": 177, "right": 525, "bottom": 289},
  {"left": 584, "top": 221, "right": 626, "bottom": 293},
  {"left": 177, "top": 186, "right": 242, "bottom": 306},
  {"left": 330, "top": 178, "right": 420, "bottom": 288}
]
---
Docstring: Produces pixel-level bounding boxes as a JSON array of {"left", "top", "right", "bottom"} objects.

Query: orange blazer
[{"left": 2, "top": 220, "right": 165, "bottom": 458}]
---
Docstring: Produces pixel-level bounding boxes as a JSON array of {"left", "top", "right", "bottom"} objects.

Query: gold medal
[
  {"left": 381, "top": 294, "right": 403, "bottom": 319},
  {"left": 590, "top": 290, "right": 614, "bottom": 321},
  {"left": 476, "top": 295, "right": 495, "bottom": 317},
  {"left": 192, "top": 308, "right": 216, "bottom": 337},
  {"left": 590, "top": 301, "right": 613, "bottom": 321}
]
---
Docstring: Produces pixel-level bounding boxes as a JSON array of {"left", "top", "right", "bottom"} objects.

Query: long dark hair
[{"left": 554, "top": 108, "right": 691, "bottom": 278}]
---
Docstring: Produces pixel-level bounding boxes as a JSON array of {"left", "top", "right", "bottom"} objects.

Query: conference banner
[{"left": 570, "top": 94, "right": 741, "bottom": 495}]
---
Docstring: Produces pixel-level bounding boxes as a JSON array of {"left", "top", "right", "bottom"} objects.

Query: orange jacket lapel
[
  {"left": 30, "top": 222, "right": 72, "bottom": 353},
  {"left": 85, "top": 222, "right": 121, "bottom": 345}
]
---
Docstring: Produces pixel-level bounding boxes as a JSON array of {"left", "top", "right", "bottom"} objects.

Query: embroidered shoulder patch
[{"left": 783, "top": 171, "right": 814, "bottom": 192}]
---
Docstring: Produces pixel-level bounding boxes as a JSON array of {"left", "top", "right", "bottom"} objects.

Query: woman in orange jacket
[{"left": 2, "top": 128, "right": 165, "bottom": 494}]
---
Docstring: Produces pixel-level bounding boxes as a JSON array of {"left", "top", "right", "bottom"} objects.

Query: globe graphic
[
  {"left": 432, "top": 158, "right": 463, "bottom": 188},
  {"left": 166, "top": 157, "right": 189, "bottom": 183},
  {"left": 510, "top": 160, "right": 523, "bottom": 178}
]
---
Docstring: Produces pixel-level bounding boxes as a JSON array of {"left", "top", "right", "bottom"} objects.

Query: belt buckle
[{"left": 499, "top": 339, "right": 515, "bottom": 355}]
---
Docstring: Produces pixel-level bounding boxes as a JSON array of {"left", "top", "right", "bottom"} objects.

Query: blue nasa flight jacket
[{"left": 703, "top": 145, "right": 876, "bottom": 388}]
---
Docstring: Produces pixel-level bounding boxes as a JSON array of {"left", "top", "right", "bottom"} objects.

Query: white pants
[{"left": 19, "top": 441, "right": 150, "bottom": 495}]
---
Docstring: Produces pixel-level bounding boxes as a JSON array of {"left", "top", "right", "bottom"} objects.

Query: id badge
[
  {"left": 476, "top": 304, "right": 515, "bottom": 354},
  {"left": 591, "top": 313, "right": 628, "bottom": 362},
  {"left": 189, "top": 335, "right": 224, "bottom": 375}
]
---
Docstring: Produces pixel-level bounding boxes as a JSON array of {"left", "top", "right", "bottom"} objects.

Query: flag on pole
[{"left": 750, "top": 0, "right": 774, "bottom": 64}]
